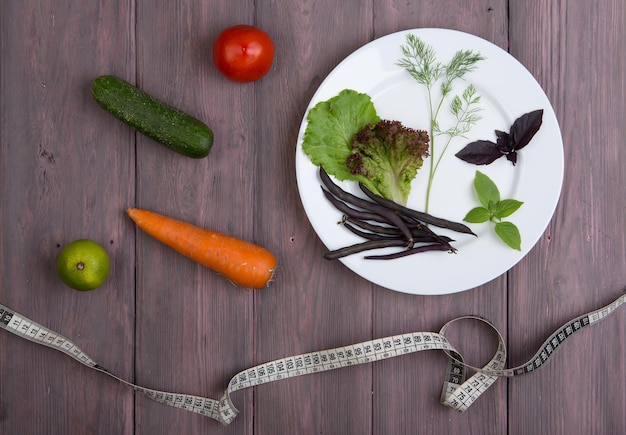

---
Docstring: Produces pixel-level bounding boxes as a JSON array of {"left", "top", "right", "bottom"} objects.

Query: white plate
[{"left": 295, "top": 28, "right": 564, "bottom": 295}]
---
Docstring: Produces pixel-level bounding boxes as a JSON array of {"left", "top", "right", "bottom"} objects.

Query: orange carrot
[{"left": 127, "top": 208, "right": 276, "bottom": 289}]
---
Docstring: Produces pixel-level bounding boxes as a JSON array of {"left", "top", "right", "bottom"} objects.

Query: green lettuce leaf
[{"left": 301, "top": 89, "right": 380, "bottom": 181}]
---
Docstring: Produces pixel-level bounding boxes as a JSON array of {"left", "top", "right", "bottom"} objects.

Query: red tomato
[{"left": 212, "top": 25, "right": 275, "bottom": 83}]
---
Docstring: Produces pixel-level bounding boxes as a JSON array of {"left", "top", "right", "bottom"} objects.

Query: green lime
[{"left": 56, "top": 239, "right": 110, "bottom": 291}]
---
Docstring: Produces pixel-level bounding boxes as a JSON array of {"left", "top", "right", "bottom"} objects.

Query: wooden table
[{"left": 1, "top": 1, "right": 624, "bottom": 434}]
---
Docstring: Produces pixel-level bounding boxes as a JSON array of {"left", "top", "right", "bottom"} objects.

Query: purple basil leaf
[
  {"left": 495, "top": 130, "right": 514, "bottom": 153},
  {"left": 455, "top": 140, "right": 503, "bottom": 165},
  {"left": 506, "top": 150, "right": 518, "bottom": 165},
  {"left": 511, "top": 109, "right": 543, "bottom": 150}
]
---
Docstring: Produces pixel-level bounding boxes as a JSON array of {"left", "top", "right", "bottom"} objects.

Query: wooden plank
[
  {"left": 252, "top": 1, "right": 376, "bottom": 433},
  {"left": 507, "top": 1, "right": 626, "bottom": 433},
  {"left": 371, "top": 1, "right": 509, "bottom": 434},
  {"left": 132, "top": 1, "right": 255, "bottom": 434},
  {"left": 0, "top": 1, "right": 135, "bottom": 433}
]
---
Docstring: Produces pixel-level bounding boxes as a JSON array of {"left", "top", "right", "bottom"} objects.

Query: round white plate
[{"left": 295, "top": 28, "right": 564, "bottom": 295}]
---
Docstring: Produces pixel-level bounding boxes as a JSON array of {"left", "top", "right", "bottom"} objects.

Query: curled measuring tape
[{"left": 1, "top": 292, "right": 624, "bottom": 425}]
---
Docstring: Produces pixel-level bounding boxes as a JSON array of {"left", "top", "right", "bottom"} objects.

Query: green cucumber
[{"left": 91, "top": 75, "right": 213, "bottom": 158}]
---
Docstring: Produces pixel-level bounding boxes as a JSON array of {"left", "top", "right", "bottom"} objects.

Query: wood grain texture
[
  {"left": 0, "top": 1, "right": 137, "bottom": 434},
  {"left": 0, "top": 1, "right": 624, "bottom": 434},
  {"left": 133, "top": 1, "right": 256, "bottom": 434},
  {"left": 253, "top": 2, "right": 377, "bottom": 433},
  {"left": 507, "top": 1, "right": 626, "bottom": 433}
]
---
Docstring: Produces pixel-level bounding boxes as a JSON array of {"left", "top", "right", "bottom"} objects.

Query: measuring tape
[{"left": 1, "top": 292, "right": 624, "bottom": 425}]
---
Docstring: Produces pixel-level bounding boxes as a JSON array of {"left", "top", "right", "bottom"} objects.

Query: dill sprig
[
  {"left": 397, "top": 35, "right": 485, "bottom": 212},
  {"left": 397, "top": 35, "right": 443, "bottom": 89}
]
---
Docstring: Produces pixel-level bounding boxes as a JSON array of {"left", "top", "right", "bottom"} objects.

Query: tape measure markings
[{"left": 1, "top": 292, "right": 623, "bottom": 425}]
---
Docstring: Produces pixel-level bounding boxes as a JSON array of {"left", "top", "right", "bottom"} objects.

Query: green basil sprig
[{"left": 463, "top": 171, "right": 523, "bottom": 250}]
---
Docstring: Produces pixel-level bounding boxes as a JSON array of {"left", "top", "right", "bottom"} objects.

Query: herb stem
[
  {"left": 425, "top": 93, "right": 450, "bottom": 212},
  {"left": 425, "top": 89, "right": 436, "bottom": 212},
  {"left": 433, "top": 98, "right": 473, "bottom": 175},
  {"left": 432, "top": 136, "right": 454, "bottom": 180}
]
